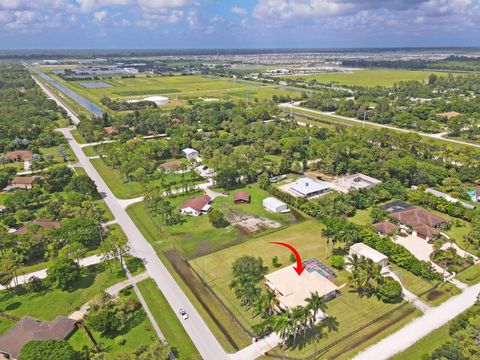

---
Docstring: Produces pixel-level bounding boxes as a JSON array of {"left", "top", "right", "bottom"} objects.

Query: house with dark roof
[
  {"left": 373, "top": 220, "right": 399, "bottom": 237},
  {"left": 179, "top": 195, "right": 212, "bottom": 216},
  {"left": 389, "top": 207, "right": 448, "bottom": 241},
  {"left": 16, "top": 220, "right": 61, "bottom": 235},
  {"left": 0, "top": 316, "right": 76, "bottom": 360},
  {"left": 233, "top": 191, "right": 250, "bottom": 204}
]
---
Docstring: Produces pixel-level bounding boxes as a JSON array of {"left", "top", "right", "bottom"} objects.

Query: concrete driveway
[{"left": 393, "top": 235, "right": 445, "bottom": 274}]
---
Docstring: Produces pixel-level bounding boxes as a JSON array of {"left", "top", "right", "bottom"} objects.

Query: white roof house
[
  {"left": 336, "top": 173, "right": 382, "bottom": 192},
  {"left": 182, "top": 148, "right": 199, "bottom": 160},
  {"left": 425, "top": 188, "right": 475, "bottom": 210},
  {"left": 349, "top": 243, "right": 388, "bottom": 267},
  {"left": 290, "top": 177, "right": 330, "bottom": 198},
  {"left": 265, "top": 265, "right": 338, "bottom": 311},
  {"left": 144, "top": 96, "right": 169, "bottom": 106},
  {"left": 263, "top": 197, "right": 289, "bottom": 213}
]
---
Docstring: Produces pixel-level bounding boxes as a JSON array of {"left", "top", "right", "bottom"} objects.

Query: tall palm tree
[
  {"left": 262, "top": 290, "right": 276, "bottom": 317},
  {"left": 321, "top": 223, "right": 336, "bottom": 258},
  {"left": 290, "top": 306, "right": 306, "bottom": 347},
  {"left": 305, "top": 291, "right": 328, "bottom": 324},
  {"left": 273, "top": 313, "right": 291, "bottom": 349}
]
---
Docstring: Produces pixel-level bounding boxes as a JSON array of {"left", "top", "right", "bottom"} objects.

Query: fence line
[
  {"left": 178, "top": 249, "right": 254, "bottom": 339},
  {"left": 0, "top": 312, "right": 20, "bottom": 321},
  {"left": 77, "top": 321, "right": 100, "bottom": 350}
]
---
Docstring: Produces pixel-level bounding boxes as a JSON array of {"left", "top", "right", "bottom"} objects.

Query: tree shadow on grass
[{"left": 5, "top": 301, "right": 21, "bottom": 311}]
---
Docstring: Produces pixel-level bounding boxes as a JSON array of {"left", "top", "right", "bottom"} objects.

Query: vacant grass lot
[
  {"left": 0, "top": 264, "right": 126, "bottom": 320},
  {"left": 0, "top": 317, "right": 15, "bottom": 335},
  {"left": 137, "top": 279, "right": 201, "bottom": 359},
  {"left": 284, "top": 70, "right": 444, "bottom": 87}
]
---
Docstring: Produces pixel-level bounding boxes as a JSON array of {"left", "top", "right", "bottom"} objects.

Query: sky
[{"left": 0, "top": 0, "right": 479, "bottom": 49}]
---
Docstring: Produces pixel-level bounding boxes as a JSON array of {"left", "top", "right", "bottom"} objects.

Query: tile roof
[
  {"left": 373, "top": 220, "right": 399, "bottom": 235},
  {"left": 390, "top": 207, "right": 447, "bottom": 228},
  {"left": 16, "top": 220, "right": 61, "bottom": 234},
  {"left": 5, "top": 150, "right": 33, "bottom": 161},
  {"left": 160, "top": 159, "right": 182, "bottom": 169},
  {"left": 10, "top": 176, "right": 41, "bottom": 185}
]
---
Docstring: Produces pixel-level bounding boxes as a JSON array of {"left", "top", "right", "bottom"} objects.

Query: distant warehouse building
[
  {"left": 182, "top": 148, "right": 199, "bottom": 161},
  {"left": 144, "top": 96, "right": 169, "bottom": 106},
  {"left": 263, "top": 197, "right": 289, "bottom": 213}
]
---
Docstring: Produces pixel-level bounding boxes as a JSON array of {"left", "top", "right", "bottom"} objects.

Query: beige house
[
  {"left": 349, "top": 243, "right": 389, "bottom": 268},
  {"left": 265, "top": 265, "right": 338, "bottom": 313}
]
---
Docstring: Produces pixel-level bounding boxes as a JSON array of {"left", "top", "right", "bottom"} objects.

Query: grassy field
[
  {"left": 137, "top": 279, "right": 201, "bottom": 359},
  {"left": 190, "top": 220, "right": 351, "bottom": 330},
  {"left": 456, "top": 263, "right": 480, "bottom": 285},
  {"left": 284, "top": 70, "right": 444, "bottom": 87},
  {"left": 41, "top": 69, "right": 300, "bottom": 110},
  {"left": 0, "top": 264, "right": 126, "bottom": 320},
  {"left": 160, "top": 184, "right": 299, "bottom": 258},
  {"left": 0, "top": 317, "right": 15, "bottom": 335},
  {"left": 82, "top": 145, "right": 98, "bottom": 157}
]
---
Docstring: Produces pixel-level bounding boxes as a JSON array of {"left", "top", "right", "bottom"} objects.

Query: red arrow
[{"left": 271, "top": 242, "right": 305, "bottom": 275}]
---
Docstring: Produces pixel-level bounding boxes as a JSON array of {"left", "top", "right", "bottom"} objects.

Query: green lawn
[
  {"left": 390, "top": 264, "right": 433, "bottom": 296},
  {"left": 40, "top": 145, "right": 78, "bottom": 164},
  {"left": 0, "top": 317, "right": 15, "bottom": 335},
  {"left": 71, "top": 129, "right": 87, "bottom": 144},
  {"left": 90, "top": 157, "right": 204, "bottom": 199},
  {"left": 284, "top": 70, "right": 445, "bottom": 87},
  {"left": 82, "top": 145, "right": 98, "bottom": 157},
  {"left": 420, "top": 282, "right": 461, "bottom": 306},
  {"left": 0, "top": 193, "right": 11, "bottom": 205},
  {"left": 137, "top": 279, "right": 201, "bottom": 359},
  {"left": 349, "top": 208, "right": 372, "bottom": 225},
  {"left": 456, "top": 263, "right": 480, "bottom": 285},
  {"left": 282, "top": 292, "right": 420, "bottom": 359},
  {"left": 0, "top": 264, "right": 126, "bottom": 320},
  {"left": 161, "top": 185, "right": 299, "bottom": 258},
  {"left": 190, "top": 220, "right": 351, "bottom": 330}
]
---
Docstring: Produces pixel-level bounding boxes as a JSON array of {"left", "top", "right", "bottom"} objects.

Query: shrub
[
  {"left": 232, "top": 256, "right": 267, "bottom": 280},
  {"left": 330, "top": 255, "right": 345, "bottom": 269},
  {"left": 377, "top": 278, "right": 402, "bottom": 303},
  {"left": 20, "top": 340, "right": 79, "bottom": 360}
]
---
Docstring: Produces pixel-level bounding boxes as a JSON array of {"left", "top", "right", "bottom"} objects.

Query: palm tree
[
  {"left": 273, "top": 313, "right": 291, "bottom": 349},
  {"left": 290, "top": 306, "right": 306, "bottom": 347},
  {"left": 338, "top": 222, "right": 361, "bottom": 250},
  {"left": 359, "top": 259, "right": 383, "bottom": 296},
  {"left": 305, "top": 291, "right": 327, "bottom": 324},
  {"left": 321, "top": 223, "right": 336, "bottom": 258},
  {"left": 262, "top": 290, "right": 276, "bottom": 317}
]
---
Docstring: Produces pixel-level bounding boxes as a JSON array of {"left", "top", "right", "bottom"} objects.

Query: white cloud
[
  {"left": 93, "top": 9, "right": 108, "bottom": 23},
  {"left": 231, "top": 6, "right": 247, "bottom": 15}
]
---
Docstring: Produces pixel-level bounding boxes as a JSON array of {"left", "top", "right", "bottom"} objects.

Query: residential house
[
  {"left": 159, "top": 159, "right": 182, "bottom": 173},
  {"left": 349, "top": 243, "right": 388, "bottom": 268},
  {"left": 5, "top": 150, "right": 33, "bottom": 162},
  {"left": 3, "top": 176, "right": 41, "bottom": 191},
  {"left": 289, "top": 177, "right": 330, "bottom": 198},
  {"left": 16, "top": 220, "right": 61, "bottom": 235},
  {"left": 0, "top": 316, "right": 76, "bottom": 360},
  {"left": 437, "top": 111, "right": 461, "bottom": 119},
  {"left": 373, "top": 220, "right": 399, "bottom": 237},
  {"left": 265, "top": 264, "right": 338, "bottom": 318},
  {"left": 389, "top": 207, "right": 448, "bottom": 241},
  {"left": 335, "top": 173, "right": 382, "bottom": 192},
  {"left": 179, "top": 195, "right": 212, "bottom": 216},
  {"left": 263, "top": 197, "right": 289, "bottom": 213}
]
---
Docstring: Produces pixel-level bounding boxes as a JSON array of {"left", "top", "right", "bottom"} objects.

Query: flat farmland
[
  {"left": 284, "top": 69, "right": 446, "bottom": 87},
  {"left": 40, "top": 68, "right": 301, "bottom": 108}
]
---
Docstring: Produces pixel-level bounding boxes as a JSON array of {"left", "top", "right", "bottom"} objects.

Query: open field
[
  {"left": 161, "top": 185, "right": 299, "bottom": 258},
  {"left": 40, "top": 69, "right": 301, "bottom": 111},
  {"left": 0, "top": 264, "right": 126, "bottom": 320},
  {"left": 138, "top": 278, "right": 201, "bottom": 359},
  {"left": 284, "top": 69, "right": 446, "bottom": 87}
]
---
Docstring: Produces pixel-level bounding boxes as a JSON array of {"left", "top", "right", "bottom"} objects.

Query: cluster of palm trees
[
  {"left": 347, "top": 253, "right": 384, "bottom": 296},
  {"left": 252, "top": 291, "right": 338, "bottom": 352},
  {"left": 229, "top": 274, "right": 276, "bottom": 318},
  {"left": 321, "top": 218, "right": 361, "bottom": 257}
]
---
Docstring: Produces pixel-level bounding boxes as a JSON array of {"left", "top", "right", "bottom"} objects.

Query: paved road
[
  {"left": 353, "top": 283, "right": 480, "bottom": 360},
  {"left": 58, "top": 126, "right": 230, "bottom": 360},
  {"left": 283, "top": 104, "right": 480, "bottom": 149}
]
